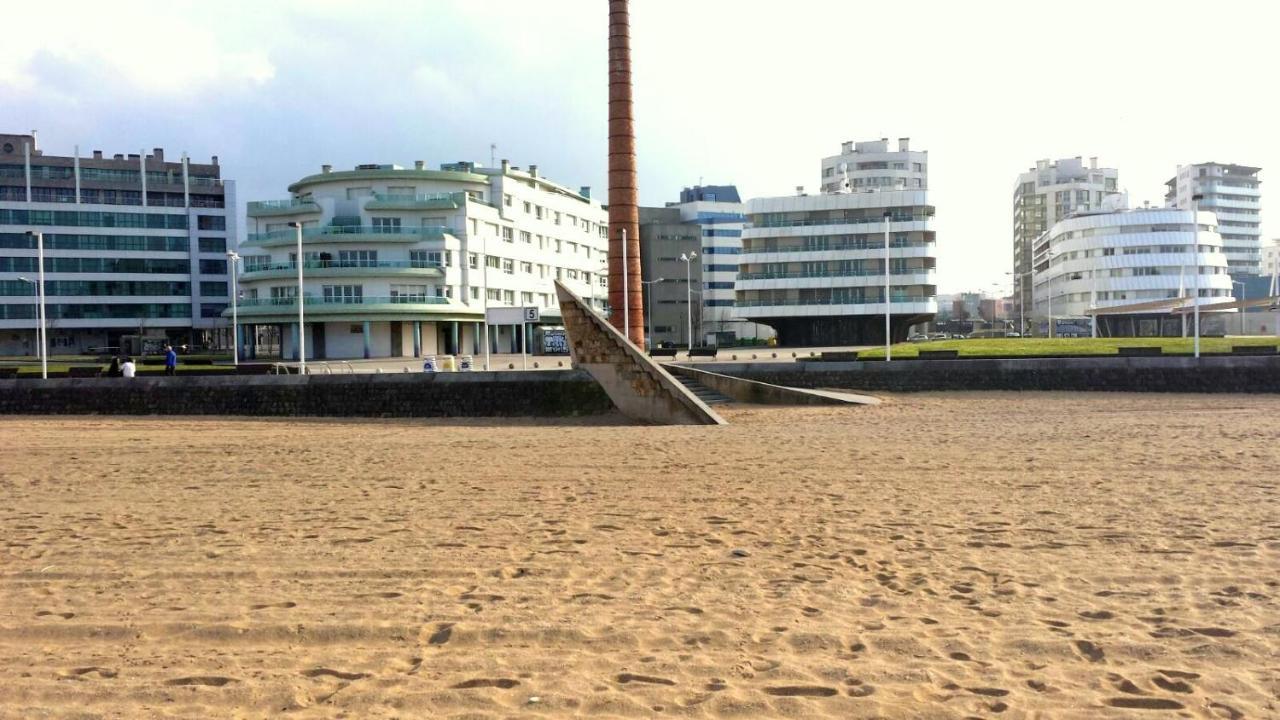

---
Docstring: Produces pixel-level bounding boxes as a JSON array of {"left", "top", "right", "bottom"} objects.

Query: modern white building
[
  {"left": 1262, "top": 241, "right": 1279, "bottom": 279},
  {"left": 236, "top": 159, "right": 607, "bottom": 360},
  {"left": 0, "top": 132, "right": 235, "bottom": 355},
  {"left": 1012, "top": 157, "right": 1120, "bottom": 328},
  {"left": 737, "top": 139, "right": 937, "bottom": 346},
  {"left": 1031, "top": 205, "right": 1235, "bottom": 337},
  {"left": 1165, "top": 162, "right": 1262, "bottom": 278}
]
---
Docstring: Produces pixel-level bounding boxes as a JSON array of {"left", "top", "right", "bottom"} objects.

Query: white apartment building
[
  {"left": 1012, "top": 157, "right": 1120, "bottom": 328},
  {"left": 1262, "top": 241, "right": 1279, "bottom": 279},
  {"left": 0, "top": 132, "right": 235, "bottom": 355},
  {"left": 737, "top": 139, "right": 937, "bottom": 346},
  {"left": 1031, "top": 205, "right": 1234, "bottom": 337},
  {"left": 1165, "top": 162, "right": 1262, "bottom": 278},
  {"left": 236, "top": 160, "right": 607, "bottom": 360}
]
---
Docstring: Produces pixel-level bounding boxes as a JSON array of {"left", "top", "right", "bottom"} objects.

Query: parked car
[{"left": 908, "top": 333, "right": 929, "bottom": 342}]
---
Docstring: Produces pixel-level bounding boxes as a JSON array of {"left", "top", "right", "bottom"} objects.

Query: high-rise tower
[{"left": 607, "top": 0, "right": 644, "bottom": 344}]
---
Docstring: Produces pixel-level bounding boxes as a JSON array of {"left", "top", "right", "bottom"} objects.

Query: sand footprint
[
  {"left": 617, "top": 673, "right": 676, "bottom": 685},
  {"left": 165, "top": 676, "right": 237, "bottom": 687},
  {"left": 452, "top": 678, "right": 520, "bottom": 689},
  {"left": 764, "top": 685, "right": 838, "bottom": 697},
  {"left": 302, "top": 668, "right": 369, "bottom": 681}
]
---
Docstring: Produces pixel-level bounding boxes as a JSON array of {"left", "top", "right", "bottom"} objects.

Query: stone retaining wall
[
  {"left": 0, "top": 371, "right": 615, "bottom": 418},
  {"left": 693, "top": 356, "right": 1280, "bottom": 394}
]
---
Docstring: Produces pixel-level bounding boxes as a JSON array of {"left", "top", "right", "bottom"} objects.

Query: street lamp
[
  {"left": 1232, "top": 280, "right": 1247, "bottom": 336},
  {"left": 679, "top": 252, "right": 697, "bottom": 350},
  {"left": 640, "top": 277, "right": 665, "bottom": 351},
  {"left": 23, "top": 231, "right": 47, "bottom": 379},
  {"left": 286, "top": 222, "right": 305, "bottom": 374},
  {"left": 226, "top": 250, "right": 240, "bottom": 366},
  {"left": 1006, "top": 270, "right": 1031, "bottom": 336},
  {"left": 1190, "top": 193, "right": 1203, "bottom": 359},
  {"left": 883, "top": 211, "right": 892, "bottom": 361}
]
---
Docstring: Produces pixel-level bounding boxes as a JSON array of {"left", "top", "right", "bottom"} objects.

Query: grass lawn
[
  {"left": 857, "top": 336, "right": 1280, "bottom": 359},
  {"left": 12, "top": 363, "right": 230, "bottom": 377}
]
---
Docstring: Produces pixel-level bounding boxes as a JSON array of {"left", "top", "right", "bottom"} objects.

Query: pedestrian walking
[{"left": 164, "top": 344, "right": 178, "bottom": 376}]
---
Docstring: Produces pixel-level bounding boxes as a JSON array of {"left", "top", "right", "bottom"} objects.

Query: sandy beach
[{"left": 1, "top": 393, "right": 1277, "bottom": 718}]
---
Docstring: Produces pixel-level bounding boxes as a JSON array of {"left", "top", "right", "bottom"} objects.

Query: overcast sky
[{"left": 2, "top": 0, "right": 1274, "bottom": 294}]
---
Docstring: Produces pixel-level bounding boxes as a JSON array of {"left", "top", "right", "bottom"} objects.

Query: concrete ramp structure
[{"left": 555, "top": 281, "right": 725, "bottom": 425}]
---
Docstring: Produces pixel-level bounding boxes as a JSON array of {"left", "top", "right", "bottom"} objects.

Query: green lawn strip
[
  {"left": 857, "top": 337, "right": 1280, "bottom": 359},
  {"left": 13, "top": 363, "right": 230, "bottom": 377}
]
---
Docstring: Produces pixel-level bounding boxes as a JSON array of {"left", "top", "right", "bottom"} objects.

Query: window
[
  {"left": 521, "top": 292, "right": 534, "bottom": 305},
  {"left": 524, "top": 201, "right": 532, "bottom": 214},
  {"left": 487, "top": 288, "right": 501, "bottom": 301},
  {"left": 390, "top": 284, "right": 428, "bottom": 302},
  {"left": 502, "top": 290, "right": 515, "bottom": 304},
  {"left": 502, "top": 259, "right": 514, "bottom": 274},
  {"left": 410, "top": 250, "right": 440, "bottom": 268},
  {"left": 555, "top": 239, "right": 562, "bottom": 253},
  {"left": 503, "top": 194, "right": 513, "bottom": 207},
  {"left": 520, "top": 261, "right": 533, "bottom": 274},
  {"left": 387, "top": 186, "right": 415, "bottom": 197},
  {"left": 197, "top": 215, "right": 226, "bottom": 231},
  {"left": 322, "top": 285, "right": 362, "bottom": 303},
  {"left": 486, "top": 255, "right": 500, "bottom": 269},
  {"left": 519, "top": 230, "right": 532, "bottom": 244},
  {"left": 468, "top": 253, "right": 479, "bottom": 269},
  {"left": 345, "top": 187, "right": 372, "bottom": 200},
  {"left": 502, "top": 226, "right": 514, "bottom": 242},
  {"left": 199, "top": 259, "right": 228, "bottom": 275},
  {"left": 338, "top": 249, "right": 377, "bottom": 267},
  {"left": 554, "top": 211, "right": 562, "bottom": 225},
  {"left": 470, "top": 287, "right": 479, "bottom": 300},
  {"left": 371, "top": 217, "right": 401, "bottom": 233},
  {"left": 200, "top": 281, "right": 229, "bottom": 296},
  {"left": 198, "top": 237, "right": 226, "bottom": 253}
]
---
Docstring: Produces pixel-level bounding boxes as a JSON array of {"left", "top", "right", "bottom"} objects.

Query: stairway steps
[{"left": 674, "top": 375, "right": 732, "bottom": 405}]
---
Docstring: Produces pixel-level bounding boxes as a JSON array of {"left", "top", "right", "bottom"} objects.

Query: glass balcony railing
[
  {"left": 245, "top": 225, "right": 452, "bottom": 244},
  {"left": 747, "top": 214, "right": 933, "bottom": 229},
  {"left": 241, "top": 260, "right": 445, "bottom": 273},
  {"left": 247, "top": 198, "right": 319, "bottom": 213},
  {"left": 238, "top": 295, "right": 452, "bottom": 308},
  {"left": 737, "top": 268, "right": 935, "bottom": 280},
  {"left": 736, "top": 295, "right": 935, "bottom": 307},
  {"left": 741, "top": 239, "right": 935, "bottom": 254},
  {"left": 370, "top": 191, "right": 463, "bottom": 203}
]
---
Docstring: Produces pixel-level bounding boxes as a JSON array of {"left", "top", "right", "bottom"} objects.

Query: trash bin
[
  {"left": 457, "top": 354, "right": 474, "bottom": 372},
  {"left": 422, "top": 355, "right": 437, "bottom": 373},
  {"left": 439, "top": 355, "right": 456, "bottom": 371}
]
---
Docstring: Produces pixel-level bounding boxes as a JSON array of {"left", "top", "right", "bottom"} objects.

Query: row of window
[
  {"left": 0, "top": 185, "right": 224, "bottom": 208},
  {"left": 0, "top": 233, "right": 188, "bottom": 252},
  {"left": 0, "top": 280, "right": 194, "bottom": 296},
  {"left": 0, "top": 302, "right": 193, "bottom": 320},
  {"left": 501, "top": 194, "right": 604, "bottom": 237},
  {"left": 0, "top": 208, "right": 190, "bottom": 229},
  {"left": 0, "top": 164, "right": 218, "bottom": 186},
  {"left": 0, "top": 257, "right": 225, "bottom": 274}
]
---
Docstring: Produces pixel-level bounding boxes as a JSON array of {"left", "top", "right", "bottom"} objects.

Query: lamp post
[
  {"left": 883, "top": 211, "right": 892, "bottom": 361},
  {"left": 1190, "top": 194, "right": 1202, "bottom": 359},
  {"left": 1045, "top": 249, "right": 1057, "bottom": 339},
  {"left": 226, "top": 250, "right": 240, "bottom": 365},
  {"left": 1232, "top": 280, "right": 1246, "bottom": 336},
  {"left": 286, "top": 222, "right": 305, "bottom": 374},
  {"left": 17, "top": 276, "right": 40, "bottom": 369},
  {"left": 640, "top": 277, "right": 665, "bottom": 351},
  {"left": 23, "top": 231, "right": 47, "bottom": 379},
  {"left": 1006, "top": 270, "right": 1031, "bottom": 336},
  {"left": 680, "top": 251, "right": 697, "bottom": 350}
]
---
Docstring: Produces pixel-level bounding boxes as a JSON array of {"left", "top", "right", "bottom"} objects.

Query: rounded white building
[
  {"left": 1031, "top": 206, "right": 1235, "bottom": 336},
  {"left": 233, "top": 160, "right": 607, "bottom": 360}
]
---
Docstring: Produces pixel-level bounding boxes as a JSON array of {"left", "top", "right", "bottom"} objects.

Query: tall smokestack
[{"left": 608, "top": 0, "right": 644, "bottom": 345}]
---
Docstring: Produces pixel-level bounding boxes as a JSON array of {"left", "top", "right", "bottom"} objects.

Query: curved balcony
[
  {"left": 227, "top": 295, "right": 478, "bottom": 322},
  {"left": 364, "top": 192, "right": 467, "bottom": 211},
  {"left": 243, "top": 225, "right": 453, "bottom": 248},
  {"left": 240, "top": 260, "right": 445, "bottom": 282},
  {"left": 247, "top": 198, "right": 321, "bottom": 217}
]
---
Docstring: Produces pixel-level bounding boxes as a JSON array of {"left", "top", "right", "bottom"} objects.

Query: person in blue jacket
[{"left": 164, "top": 344, "right": 178, "bottom": 376}]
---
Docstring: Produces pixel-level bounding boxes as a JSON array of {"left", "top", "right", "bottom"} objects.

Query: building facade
[
  {"left": 1165, "top": 162, "right": 1262, "bottom": 278},
  {"left": 1031, "top": 206, "right": 1235, "bottom": 336},
  {"left": 638, "top": 206, "right": 701, "bottom": 347},
  {"left": 1262, "top": 241, "right": 1279, "bottom": 280},
  {"left": 236, "top": 160, "right": 607, "bottom": 360},
  {"left": 1012, "top": 157, "right": 1120, "bottom": 330},
  {"left": 0, "top": 132, "right": 234, "bottom": 355}
]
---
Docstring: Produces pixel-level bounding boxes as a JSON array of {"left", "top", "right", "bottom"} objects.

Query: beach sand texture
[{"left": 0, "top": 393, "right": 1277, "bottom": 718}]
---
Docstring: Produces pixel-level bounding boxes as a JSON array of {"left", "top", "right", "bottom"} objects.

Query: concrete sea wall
[
  {"left": 691, "top": 356, "right": 1280, "bottom": 394},
  {"left": 0, "top": 371, "right": 615, "bottom": 418}
]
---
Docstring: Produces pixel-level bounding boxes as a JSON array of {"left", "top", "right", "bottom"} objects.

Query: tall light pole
[
  {"left": 1190, "top": 194, "right": 1202, "bottom": 359},
  {"left": 640, "top": 277, "right": 665, "bottom": 351},
  {"left": 17, "top": 277, "right": 40, "bottom": 368},
  {"left": 226, "top": 250, "right": 240, "bottom": 366},
  {"left": 1006, "top": 270, "right": 1030, "bottom": 336},
  {"left": 680, "top": 252, "right": 697, "bottom": 349},
  {"left": 287, "top": 222, "right": 306, "bottom": 374},
  {"left": 883, "top": 211, "right": 892, "bottom": 361},
  {"left": 1232, "top": 280, "right": 1246, "bottom": 336},
  {"left": 1045, "top": 249, "right": 1057, "bottom": 339},
  {"left": 24, "top": 231, "right": 47, "bottom": 379}
]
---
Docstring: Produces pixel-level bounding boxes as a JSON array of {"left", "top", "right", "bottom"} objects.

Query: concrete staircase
[{"left": 673, "top": 374, "right": 731, "bottom": 405}]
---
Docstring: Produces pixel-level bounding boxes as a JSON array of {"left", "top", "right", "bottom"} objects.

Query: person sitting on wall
[
  {"left": 164, "top": 345, "right": 178, "bottom": 376},
  {"left": 121, "top": 357, "right": 136, "bottom": 379},
  {"left": 106, "top": 356, "right": 122, "bottom": 377}
]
